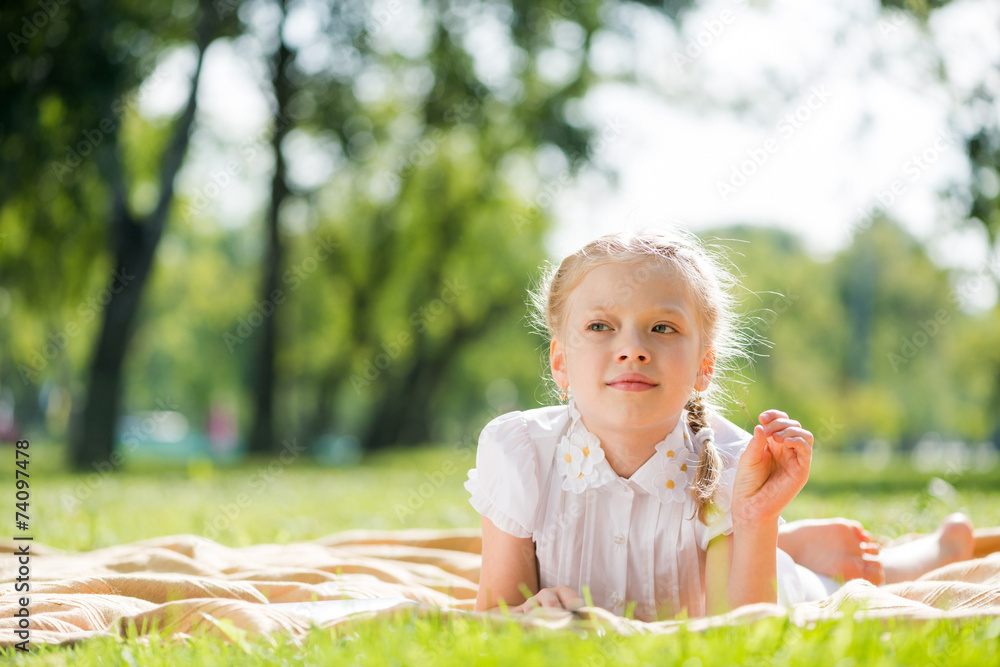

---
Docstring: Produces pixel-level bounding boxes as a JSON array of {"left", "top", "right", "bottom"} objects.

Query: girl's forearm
[{"left": 728, "top": 519, "right": 780, "bottom": 608}]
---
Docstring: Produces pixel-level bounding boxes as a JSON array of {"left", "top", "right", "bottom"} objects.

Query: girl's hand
[
  {"left": 511, "top": 586, "right": 584, "bottom": 613},
  {"left": 732, "top": 410, "right": 812, "bottom": 525}
]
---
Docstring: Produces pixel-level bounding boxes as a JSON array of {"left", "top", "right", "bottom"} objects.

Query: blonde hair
[{"left": 527, "top": 228, "right": 749, "bottom": 522}]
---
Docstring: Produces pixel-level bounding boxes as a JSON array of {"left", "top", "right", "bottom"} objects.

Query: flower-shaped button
[
  {"left": 652, "top": 461, "right": 689, "bottom": 504},
  {"left": 656, "top": 441, "right": 681, "bottom": 461},
  {"left": 556, "top": 429, "right": 606, "bottom": 493}
]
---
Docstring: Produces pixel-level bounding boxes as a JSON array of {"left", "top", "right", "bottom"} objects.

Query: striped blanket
[{"left": 2, "top": 529, "right": 999, "bottom": 647}]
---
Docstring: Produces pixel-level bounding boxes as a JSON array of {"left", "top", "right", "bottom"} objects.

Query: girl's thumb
[{"left": 744, "top": 424, "right": 768, "bottom": 463}]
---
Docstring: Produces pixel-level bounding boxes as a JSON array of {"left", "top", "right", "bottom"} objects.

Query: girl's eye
[
  {"left": 653, "top": 323, "right": 676, "bottom": 334},
  {"left": 587, "top": 322, "right": 610, "bottom": 332}
]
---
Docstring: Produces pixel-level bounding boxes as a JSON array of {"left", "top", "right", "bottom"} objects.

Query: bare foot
[
  {"left": 778, "top": 518, "right": 884, "bottom": 585},
  {"left": 882, "top": 513, "right": 975, "bottom": 584}
]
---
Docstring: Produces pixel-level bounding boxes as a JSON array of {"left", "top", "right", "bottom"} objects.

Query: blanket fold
[{"left": 2, "top": 530, "right": 999, "bottom": 647}]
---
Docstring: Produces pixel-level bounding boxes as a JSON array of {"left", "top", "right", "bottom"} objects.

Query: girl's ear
[
  {"left": 695, "top": 347, "right": 716, "bottom": 392},
  {"left": 550, "top": 337, "right": 568, "bottom": 390}
]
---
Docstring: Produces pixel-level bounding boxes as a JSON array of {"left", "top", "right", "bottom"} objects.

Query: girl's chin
[
  {"left": 579, "top": 397, "right": 667, "bottom": 416},
  {"left": 579, "top": 396, "right": 687, "bottom": 419}
]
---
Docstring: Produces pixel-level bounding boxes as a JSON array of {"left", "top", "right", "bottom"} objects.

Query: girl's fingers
[
  {"left": 537, "top": 590, "right": 561, "bottom": 608},
  {"left": 766, "top": 432, "right": 813, "bottom": 469},
  {"left": 760, "top": 417, "right": 803, "bottom": 436},
  {"left": 555, "top": 586, "right": 584, "bottom": 611},
  {"left": 743, "top": 424, "right": 769, "bottom": 464},
  {"left": 515, "top": 597, "right": 538, "bottom": 612},
  {"left": 767, "top": 426, "right": 814, "bottom": 447},
  {"left": 758, "top": 410, "right": 788, "bottom": 424},
  {"left": 518, "top": 590, "right": 550, "bottom": 611},
  {"left": 519, "top": 587, "right": 583, "bottom": 612}
]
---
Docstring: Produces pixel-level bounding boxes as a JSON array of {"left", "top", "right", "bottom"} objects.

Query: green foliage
[
  {"left": 2, "top": 0, "right": 998, "bottom": 460},
  {"left": 706, "top": 219, "right": 1000, "bottom": 449}
]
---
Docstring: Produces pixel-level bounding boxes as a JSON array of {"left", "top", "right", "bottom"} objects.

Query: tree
[
  {"left": 0, "top": 0, "right": 229, "bottom": 469},
  {"left": 712, "top": 219, "right": 997, "bottom": 449},
  {"left": 70, "top": 5, "right": 223, "bottom": 470},
  {"left": 246, "top": 0, "right": 293, "bottom": 455},
  {"left": 233, "top": 0, "right": 704, "bottom": 453}
]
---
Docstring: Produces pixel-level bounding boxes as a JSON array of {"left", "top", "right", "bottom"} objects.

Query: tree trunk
[
  {"left": 362, "top": 303, "right": 511, "bottom": 449},
  {"left": 247, "top": 1, "right": 293, "bottom": 455},
  {"left": 70, "top": 216, "right": 150, "bottom": 470},
  {"left": 68, "top": 7, "right": 217, "bottom": 471}
]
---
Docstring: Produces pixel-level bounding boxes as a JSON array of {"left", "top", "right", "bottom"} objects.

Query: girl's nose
[{"left": 618, "top": 328, "right": 650, "bottom": 362}]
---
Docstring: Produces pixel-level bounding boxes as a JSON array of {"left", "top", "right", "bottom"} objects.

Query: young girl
[{"left": 465, "top": 229, "right": 979, "bottom": 622}]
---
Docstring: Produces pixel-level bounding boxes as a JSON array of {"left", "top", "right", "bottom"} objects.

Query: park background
[
  {"left": 0, "top": 0, "right": 1000, "bottom": 665},
  {"left": 1, "top": 0, "right": 1000, "bottom": 660}
]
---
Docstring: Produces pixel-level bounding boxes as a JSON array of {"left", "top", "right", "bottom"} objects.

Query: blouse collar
[{"left": 557, "top": 397, "right": 712, "bottom": 504}]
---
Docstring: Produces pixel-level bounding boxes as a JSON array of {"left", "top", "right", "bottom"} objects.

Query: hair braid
[{"left": 685, "top": 395, "right": 722, "bottom": 523}]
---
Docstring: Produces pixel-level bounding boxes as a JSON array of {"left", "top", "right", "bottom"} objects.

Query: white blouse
[{"left": 465, "top": 398, "right": 826, "bottom": 621}]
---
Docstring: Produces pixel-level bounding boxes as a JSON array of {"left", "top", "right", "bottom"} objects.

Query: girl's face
[{"left": 550, "top": 259, "right": 715, "bottom": 441}]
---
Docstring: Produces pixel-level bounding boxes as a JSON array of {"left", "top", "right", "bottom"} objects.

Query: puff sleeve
[{"left": 464, "top": 411, "right": 540, "bottom": 539}]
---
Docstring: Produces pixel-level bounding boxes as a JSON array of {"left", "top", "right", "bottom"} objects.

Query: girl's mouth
[
  {"left": 607, "top": 373, "right": 658, "bottom": 392},
  {"left": 608, "top": 381, "right": 657, "bottom": 392}
]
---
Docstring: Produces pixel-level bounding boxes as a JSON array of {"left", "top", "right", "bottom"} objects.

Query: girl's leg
[
  {"left": 881, "top": 513, "right": 975, "bottom": 584},
  {"left": 780, "top": 513, "right": 990, "bottom": 585},
  {"left": 973, "top": 526, "right": 1000, "bottom": 559}
]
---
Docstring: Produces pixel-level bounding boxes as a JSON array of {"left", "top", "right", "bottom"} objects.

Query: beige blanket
[{"left": 2, "top": 529, "right": 999, "bottom": 647}]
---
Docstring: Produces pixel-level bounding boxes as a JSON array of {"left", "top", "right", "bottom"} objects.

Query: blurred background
[{"left": 1, "top": 0, "right": 998, "bottom": 482}]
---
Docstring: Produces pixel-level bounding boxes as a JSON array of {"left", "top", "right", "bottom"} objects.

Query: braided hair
[{"left": 684, "top": 394, "right": 723, "bottom": 523}]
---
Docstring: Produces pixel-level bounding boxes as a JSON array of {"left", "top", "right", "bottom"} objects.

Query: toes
[
  {"left": 862, "top": 558, "right": 885, "bottom": 586},
  {"left": 847, "top": 520, "right": 876, "bottom": 544},
  {"left": 838, "top": 555, "right": 866, "bottom": 580}
]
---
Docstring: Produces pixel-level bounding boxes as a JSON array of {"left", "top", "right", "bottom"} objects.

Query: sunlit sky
[{"left": 142, "top": 0, "right": 1000, "bottom": 303}]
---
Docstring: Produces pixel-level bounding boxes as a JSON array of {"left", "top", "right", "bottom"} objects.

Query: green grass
[
  {"left": 2, "top": 440, "right": 999, "bottom": 664},
  {"left": 5, "top": 611, "right": 1000, "bottom": 666}
]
